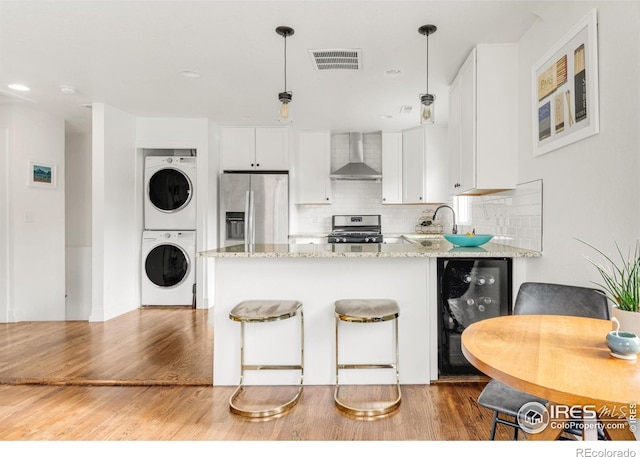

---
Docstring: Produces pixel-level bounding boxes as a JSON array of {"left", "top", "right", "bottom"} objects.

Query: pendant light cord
[
  {"left": 283, "top": 33, "right": 288, "bottom": 93},
  {"left": 425, "top": 32, "right": 429, "bottom": 94}
]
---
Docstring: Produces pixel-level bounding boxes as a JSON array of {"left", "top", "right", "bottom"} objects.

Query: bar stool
[
  {"left": 228, "top": 299, "right": 304, "bottom": 418},
  {"left": 334, "top": 298, "right": 401, "bottom": 417}
]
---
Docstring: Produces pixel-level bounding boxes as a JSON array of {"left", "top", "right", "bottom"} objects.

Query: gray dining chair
[{"left": 477, "top": 281, "right": 610, "bottom": 440}]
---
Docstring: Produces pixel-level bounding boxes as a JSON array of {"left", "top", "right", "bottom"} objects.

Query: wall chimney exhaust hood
[{"left": 330, "top": 132, "right": 382, "bottom": 181}]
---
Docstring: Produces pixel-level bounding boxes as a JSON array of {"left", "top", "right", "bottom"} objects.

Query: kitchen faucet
[{"left": 433, "top": 205, "right": 458, "bottom": 234}]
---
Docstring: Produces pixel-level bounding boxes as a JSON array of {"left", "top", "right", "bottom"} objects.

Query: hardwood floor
[
  {"left": 0, "top": 307, "right": 212, "bottom": 385},
  {"left": 0, "top": 308, "right": 520, "bottom": 441}
]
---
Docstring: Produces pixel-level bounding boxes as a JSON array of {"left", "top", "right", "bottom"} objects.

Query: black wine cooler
[{"left": 437, "top": 257, "right": 512, "bottom": 376}]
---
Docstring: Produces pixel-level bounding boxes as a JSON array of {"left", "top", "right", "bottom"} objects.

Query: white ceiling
[{"left": 0, "top": 0, "right": 546, "bottom": 135}]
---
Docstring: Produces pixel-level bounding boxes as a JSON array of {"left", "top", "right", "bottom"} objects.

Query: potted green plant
[{"left": 578, "top": 239, "right": 640, "bottom": 335}]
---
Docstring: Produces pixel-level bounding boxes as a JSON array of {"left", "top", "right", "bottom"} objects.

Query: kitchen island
[{"left": 200, "top": 238, "right": 540, "bottom": 386}]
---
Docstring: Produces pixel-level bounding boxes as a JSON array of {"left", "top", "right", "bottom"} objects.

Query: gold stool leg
[
  {"left": 229, "top": 310, "right": 304, "bottom": 418},
  {"left": 334, "top": 314, "right": 401, "bottom": 418}
]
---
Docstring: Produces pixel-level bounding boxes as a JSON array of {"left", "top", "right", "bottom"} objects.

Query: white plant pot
[{"left": 612, "top": 307, "right": 640, "bottom": 336}]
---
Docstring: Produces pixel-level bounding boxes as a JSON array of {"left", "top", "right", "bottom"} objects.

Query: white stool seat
[
  {"left": 230, "top": 299, "right": 302, "bottom": 322},
  {"left": 335, "top": 299, "right": 399, "bottom": 322}
]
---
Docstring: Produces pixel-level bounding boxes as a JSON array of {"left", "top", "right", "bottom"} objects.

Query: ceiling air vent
[
  {"left": 400, "top": 105, "right": 413, "bottom": 115},
  {"left": 309, "top": 49, "right": 362, "bottom": 71}
]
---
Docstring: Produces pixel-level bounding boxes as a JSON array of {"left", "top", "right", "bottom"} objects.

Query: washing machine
[
  {"left": 144, "top": 156, "right": 196, "bottom": 230},
  {"left": 141, "top": 230, "right": 196, "bottom": 306}
]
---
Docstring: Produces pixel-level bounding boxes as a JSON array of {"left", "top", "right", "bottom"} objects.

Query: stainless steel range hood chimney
[{"left": 330, "top": 132, "right": 382, "bottom": 181}]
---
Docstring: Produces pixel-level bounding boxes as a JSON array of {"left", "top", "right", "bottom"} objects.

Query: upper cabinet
[
  {"left": 294, "top": 130, "right": 332, "bottom": 204},
  {"left": 381, "top": 132, "right": 402, "bottom": 204},
  {"left": 221, "top": 127, "right": 289, "bottom": 171},
  {"left": 402, "top": 127, "right": 426, "bottom": 204},
  {"left": 386, "top": 126, "right": 447, "bottom": 205},
  {"left": 449, "top": 44, "right": 518, "bottom": 195}
]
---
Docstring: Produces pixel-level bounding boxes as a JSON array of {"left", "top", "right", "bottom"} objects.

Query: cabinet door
[
  {"left": 424, "top": 124, "right": 449, "bottom": 203},
  {"left": 458, "top": 49, "right": 476, "bottom": 194},
  {"left": 475, "top": 44, "right": 518, "bottom": 190},
  {"left": 402, "top": 127, "right": 425, "bottom": 203},
  {"left": 221, "top": 127, "right": 255, "bottom": 171},
  {"left": 296, "top": 131, "right": 332, "bottom": 204},
  {"left": 381, "top": 132, "right": 402, "bottom": 204},
  {"left": 448, "top": 77, "right": 462, "bottom": 194},
  {"left": 255, "top": 127, "right": 289, "bottom": 170}
]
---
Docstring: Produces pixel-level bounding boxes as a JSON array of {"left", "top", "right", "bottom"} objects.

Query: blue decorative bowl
[
  {"left": 606, "top": 331, "right": 640, "bottom": 360},
  {"left": 443, "top": 234, "right": 493, "bottom": 247}
]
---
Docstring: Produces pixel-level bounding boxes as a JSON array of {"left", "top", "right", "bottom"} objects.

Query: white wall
[
  {"left": 206, "top": 122, "right": 220, "bottom": 308},
  {"left": 65, "top": 115, "right": 215, "bottom": 321},
  {"left": 91, "top": 103, "right": 138, "bottom": 322},
  {"left": 0, "top": 128, "right": 8, "bottom": 321},
  {"left": 65, "top": 130, "right": 92, "bottom": 320},
  {"left": 517, "top": 2, "right": 640, "bottom": 286},
  {"left": 0, "top": 105, "right": 66, "bottom": 322},
  {"left": 136, "top": 117, "right": 214, "bottom": 309}
]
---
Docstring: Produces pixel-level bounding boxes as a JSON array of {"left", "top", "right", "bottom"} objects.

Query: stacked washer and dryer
[{"left": 141, "top": 155, "right": 197, "bottom": 307}]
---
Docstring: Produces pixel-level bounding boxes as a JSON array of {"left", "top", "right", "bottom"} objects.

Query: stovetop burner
[{"left": 328, "top": 215, "right": 382, "bottom": 243}]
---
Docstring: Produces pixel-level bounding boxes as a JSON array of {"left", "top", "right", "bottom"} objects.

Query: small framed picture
[{"left": 28, "top": 161, "right": 57, "bottom": 188}]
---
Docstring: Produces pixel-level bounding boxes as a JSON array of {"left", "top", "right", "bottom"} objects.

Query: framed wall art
[
  {"left": 532, "top": 9, "right": 599, "bottom": 157},
  {"left": 28, "top": 160, "right": 57, "bottom": 188}
]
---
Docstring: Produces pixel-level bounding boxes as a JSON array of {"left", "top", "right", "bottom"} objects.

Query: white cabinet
[
  {"left": 381, "top": 132, "right": 402, "bottom": 204},
  {"left": 399, "top": 126, "right": 448, "bottom": 204},
  {"left": 221, "top": 127, "right": 289, "bottom": 171},
  {"left": 256, "top": 128, "right": 289, "bottom": 170},
  {"left": 402, "top": 127, "right": 426, "bottom": 203},
  {"left": 221, "top": 127, "right": 254, "bottom": 170},
  {"left": 448, "top": 76, "right": 463, "bottom": 196},
  {"left": 424, "top": 124, "right": 449, "bottom": 204},
  {"left": 449, "top": 44, "right": 518, "bottom": 195},
  {"left": 295, "top": 130, "right": 332, "bottom": 204}
]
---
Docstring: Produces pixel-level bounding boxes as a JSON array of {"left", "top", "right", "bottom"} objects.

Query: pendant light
[
  {"left": 418, "top": 24, "right": 437, "bottom": 125},
  {"left": 276, "top": 26, "right": 294, "bottom": 123}
]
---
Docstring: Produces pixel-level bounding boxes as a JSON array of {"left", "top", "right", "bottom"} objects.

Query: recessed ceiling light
[
  {"left": 181, "top": 70, "right": 201, "bottom": 78},
  {"left": 60, "top": 85, "right": 76, "bottom": 94},
  {"left": 8, "top": 83, "right": 30, "bottom": 92},
  {"left": 384, "top": 69, "right": 402, "bottom": 77}
]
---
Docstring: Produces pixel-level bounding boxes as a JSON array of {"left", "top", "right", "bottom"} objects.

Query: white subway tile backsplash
[{"left": 458, "top": 180, "right": 543, "bottom": 251}]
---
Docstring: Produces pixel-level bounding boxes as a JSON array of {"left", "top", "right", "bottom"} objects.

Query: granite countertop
[{"left": 200, "top": 236, "right": 542, "bottom": 259}]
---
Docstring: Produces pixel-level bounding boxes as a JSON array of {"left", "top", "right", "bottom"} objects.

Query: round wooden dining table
[{"left": 461, "top": 314, "right": 640, "bottom": 440}]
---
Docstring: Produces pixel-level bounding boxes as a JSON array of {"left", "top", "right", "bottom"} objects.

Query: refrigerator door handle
[{"left": 245, "top": 190, "right": 255, "bottom": 245}]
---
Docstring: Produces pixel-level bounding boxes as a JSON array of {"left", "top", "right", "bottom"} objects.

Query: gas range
[{"left": 327, "top": 215, "right": 383, "bottom": 243}]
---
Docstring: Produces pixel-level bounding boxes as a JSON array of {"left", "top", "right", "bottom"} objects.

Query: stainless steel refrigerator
[{"left": 219, "top": 172, "right": 289, "bottom": 247}]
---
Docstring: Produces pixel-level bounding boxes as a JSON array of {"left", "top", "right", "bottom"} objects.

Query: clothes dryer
[
  {"left": 144, "top": 156, "right": 196, "bottom": 230},
  {"left": 141, "top": 230, "right": 196, "bottom": 306}
]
